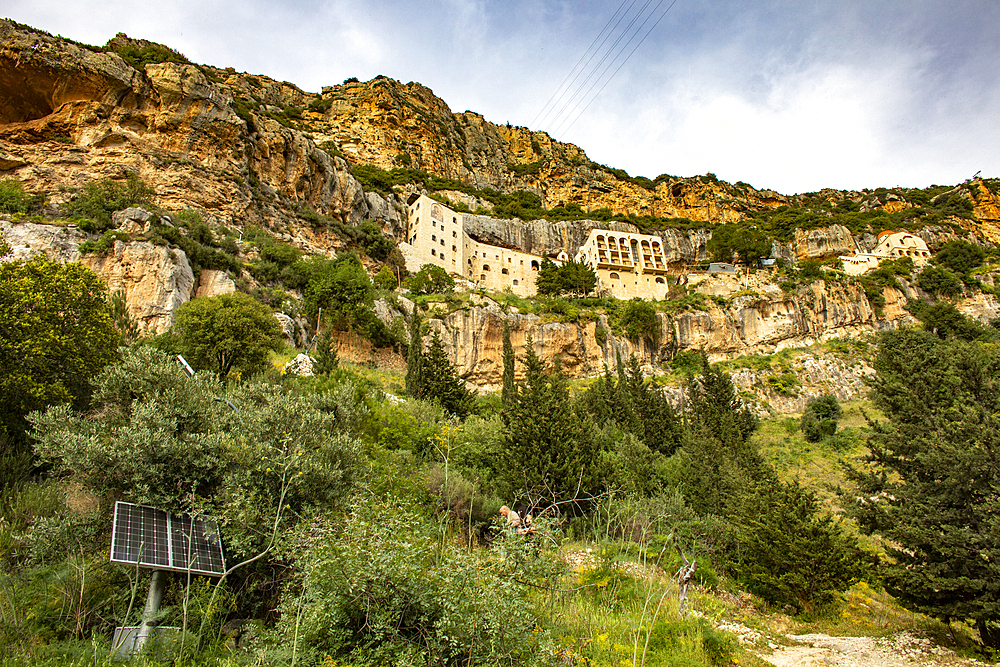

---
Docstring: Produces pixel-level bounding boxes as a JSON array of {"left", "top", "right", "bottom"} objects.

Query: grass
[{"left": 751, "top": 400, "right": 881, "bottom": 514}]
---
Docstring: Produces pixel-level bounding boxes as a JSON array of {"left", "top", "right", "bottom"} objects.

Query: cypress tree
[
  {"left": 502, "top": 320, "right": 515, "bottom": 409},
  {"left": 502, "top": 337, "right": 600, "bottom": 509},
  {"left": 405, "top": 310, "right": 424, "bottom": 398}
]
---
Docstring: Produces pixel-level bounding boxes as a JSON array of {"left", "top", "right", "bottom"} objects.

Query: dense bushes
[
  {"left": 800, "top": 394, "right": 841, "bottom": 442},
  {"left": 65, "top": 174, "right": 155, "bottom": 232},
  {"left": 277, "top": 498, "right": 558, "bottom": 666},
  {"left": 0, "top": 178, "right": 44, "bottom": 214}
]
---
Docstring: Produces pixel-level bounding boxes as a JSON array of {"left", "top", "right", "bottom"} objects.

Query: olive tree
[{"left": 173, "top": 292, "right": 283, "bottom": 380}]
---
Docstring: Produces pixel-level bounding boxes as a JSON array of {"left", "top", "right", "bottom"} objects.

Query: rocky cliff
[{"left": 5, "top": 20, "right": 1000, "bottom": 398}]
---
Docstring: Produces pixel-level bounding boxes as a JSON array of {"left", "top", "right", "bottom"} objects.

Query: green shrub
[
  {"left": 77, "top": 230, "right": 129, "bottom": 255},
  {"left": 109, "top": 42, "right": 189, "bottom": 70},
  {"left": 408, "top": 263, "right": 454, "bottom": 295},
  {"left": 66, "top": 174, "right": 155, "bottom": 233},
  {"left": 613, "top": 298, "right": 659, "bottom": 343},
  {"left": 917, "top": 264, "right": 963, "bottom": 298},
  {"left": 0, "top": 179, "right": 44, "bottom": 214},
  {"left": 307, "top": 96, "right": 333, "bottom": 113},
  {"left": 275, "top": 497, "right": 557, "bottom": 666}
]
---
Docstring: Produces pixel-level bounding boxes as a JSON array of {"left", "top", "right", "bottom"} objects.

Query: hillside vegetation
[{"left": 3, "top": 20, "right": 1000, "bottom": 667}]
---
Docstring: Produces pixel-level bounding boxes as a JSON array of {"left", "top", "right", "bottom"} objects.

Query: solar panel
[{"left": 110, "top": 502, "right": 226, "bottom": 576}]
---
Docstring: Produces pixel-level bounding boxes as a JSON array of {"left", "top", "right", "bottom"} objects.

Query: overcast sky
[{"left": 6, "top": 0, "right": 999, "bottom": 194}]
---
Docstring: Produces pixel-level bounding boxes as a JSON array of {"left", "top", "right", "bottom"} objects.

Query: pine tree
[
  {"left": 501, "top": 319, "right": 515, "bottom": 409},
  {"left": 502, "top": 337, "right": 600, "bottom": 509},
  {"left": 405, "top": 310, "right": 424, "bottom": 398},
  {"left": 421, "top": 331, "right": 472, "bottom": 417},
  {"left": 848, "top": 328, "right": 1000, "bottom": 649}
]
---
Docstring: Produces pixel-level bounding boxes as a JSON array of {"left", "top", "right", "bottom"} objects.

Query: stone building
[
  {"left": 399, "top": 194, "right": 544, "bottom": 296},
  {"left": 574, "top": 229, "right": 673, "bottom": 300},
  {"left": 839, "top": 230, "right": 932, "bottom": 276}
]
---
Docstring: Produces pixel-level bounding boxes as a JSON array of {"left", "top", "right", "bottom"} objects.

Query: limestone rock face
[
  {"left": 0, "top": 20, "right": 386, "bottom": 236},
  {"left": 1, "top": 219, "right": 86, "bottom": 261},
  {"left": 412, "top": 279, "right": 942, "bottom": 391},
  {"left": 195, "top": 269, "right": 236, "bottom": 298},
  {"left": 80, "top": 241, "right": 194, "bottom": 333},
  {"left": 283, "top": 353, "right": 316, "bottom": 376}
]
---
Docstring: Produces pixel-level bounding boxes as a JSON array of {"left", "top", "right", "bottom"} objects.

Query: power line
[
  {"left": 544, "top": 0, "right": 660, "bottom": 134},
  {"left": 530, "top": 0, "right": 638, "bottom": 130},
  {"left": 556, "top": 0, "right": 664, "bottom": 132},
  {"left": 537, "top": 0, "right": 679, "bottom": 140}
]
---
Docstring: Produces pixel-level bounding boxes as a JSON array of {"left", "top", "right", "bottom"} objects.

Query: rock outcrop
[{"left": 80, "top": 240, "right": 194, "bottom": 333}]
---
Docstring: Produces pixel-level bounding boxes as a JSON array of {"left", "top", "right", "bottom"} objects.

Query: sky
[{"left": 5, "top": 0, "right": 999, "bottom": 195}]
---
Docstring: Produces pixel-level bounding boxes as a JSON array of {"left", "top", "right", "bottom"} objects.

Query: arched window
[
  {"left": 655, "top": 277, "right": 665, "bottom": 284},
  {"left": 531, "top": 260, "right": 539, "bottom": 270},
  {"left": 610, "top": 272, "right": 620, "bottom": 279},
  {"left": 501, "top": 268, "right": 509, "bottom": 274},
  {"left": 483, "top": 264, "right": 490, "bottom": 271},
  {"left": 513, "top": 279, "right": 519, "bottom": 286}
]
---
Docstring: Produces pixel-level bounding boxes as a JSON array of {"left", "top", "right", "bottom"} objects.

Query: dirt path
[{"left": 760, "top": 632, "right": 983, "bottom": 667}]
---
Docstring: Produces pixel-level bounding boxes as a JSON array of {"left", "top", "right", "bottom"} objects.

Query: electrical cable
[
  {"left": 530, "top": 0, "right": 638, "bottom": 130},
  {"left": 544, "top": 0, "right": 662, "bottom": 135},
  {"left": 555, "top": 0, "right": 679, "bottom": 138}
]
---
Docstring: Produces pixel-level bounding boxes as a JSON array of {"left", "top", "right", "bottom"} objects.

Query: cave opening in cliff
[{"left": 0, "top": 61, "right": 57, "bottom": 124}]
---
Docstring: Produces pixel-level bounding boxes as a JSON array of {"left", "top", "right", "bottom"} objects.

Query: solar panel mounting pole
[{"left": 135, "top": 569, "right": 167, "bottom": 652}]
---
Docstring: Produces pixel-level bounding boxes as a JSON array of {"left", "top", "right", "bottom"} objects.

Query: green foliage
[
  {"left": 0, "top": 257, "right": 119, "bottom": 435},
  {"left": 679, "top": 365, "right": 763, "bottom": 515},
  {"left": 76, "top": 229, "right": 129, "bottom": 255},
  {"left": 107, "top": 41, "right": 189, "bottom": 70},
  {"left": 373, "top": 264, "right": 398, "bottom": 291},
  {"left": 800, "top": 394, "right": 841, "bottom": 442},
  {"left": 307, "top": 96, "right": 333, "bottom": 113},
  {"left": 29, "top": 346, "right": 362, "bottom": 563},
  {"left": 0, "top": 178, "right": 44, "bottom": 214},
  {"left": 65, "top": 174, "right": 155, "bottom": 233},
  {"left": 731, "top": 480, "right": 862, "bottom": 612},
  {"left": 173, "top": 292, "right": 282, "bottom": 380},
  {"left": 508, "top": 159, "right": 544, "bottom": 176},
  {"left": 302, "top": 252, "right": 375, "bottom": 319},
  {"left": 917, "top": 264, "right": 964, "bottom": 298},
  {"left": 275, "top": 497, "right": 557, "bottom": 666},
  {"left": 502, "top": 339, "right": 601, "bottom": 508},
  {"left": 848, "top": 327, "right": 1000, "bottom": 648},
  {"left": 535, "top": 257, "right": 597, "bottom": 297},
  {"left": 408, "top": 262, "right": 455, "bottom": 295},
  {"left": 502, "top": 320, "right": 515, "bottom": 409},
  {"left": 405, "top": 311, "right": 424, "bottom": 398},
  {"left": 707, "top": 223, "right": 772, "bottom": 265},
  {"left": 357, "top": 219, "right": 395, "bottom": 261},
  {"left": 143, "top": 214, "right": 241, "bottom": 275},
  {"left": 612, "top": 298, "right": 659, "bottom": 344},
  {"left": 933, "top": 239, "right": 986, "bottom": 275},
  {"left": 908, "top": 300, "right": 996, "bottom": 342},
  {"left": 578, "top": 356, "right": 683, "bottom": 459},
  {"left": 108, "top": 290, "right": 141, "bottom": 344},
  {"left": 419, "top": 331, "right": 473, "bottom": 418},
  {"left": 259, "top": 241, "right": 301, "bottom": 267},
  {"left": 312, "top": 326, "right": 339, "bottom": 375}
]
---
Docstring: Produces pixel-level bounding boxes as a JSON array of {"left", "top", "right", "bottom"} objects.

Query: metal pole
[{"left": 135, "top": 569, "right": 166, "bottom": 652}]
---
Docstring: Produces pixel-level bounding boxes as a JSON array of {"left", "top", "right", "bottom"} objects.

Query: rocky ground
[{"left": 761, "top": 632, "right": 985, "bottom": 667}]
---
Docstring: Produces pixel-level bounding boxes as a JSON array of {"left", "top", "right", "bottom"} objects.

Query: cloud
[{"left": 2, "top": 0, "right": 998, "bottom": 192}]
